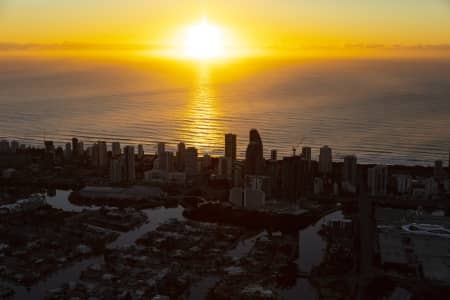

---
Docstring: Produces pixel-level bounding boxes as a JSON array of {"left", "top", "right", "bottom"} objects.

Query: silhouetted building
[
  {"left": 281, "top": 156, "right": 310, "bottom": 202},
  {"left": 201, "top": 153, "right": 212, "bottom": 170},
  {"left": 232, "top": 160, "right": 244, "bottom": 187},
  {"left": 44, "top": 140, "right": 55, "bottom": 154},
  {"left": 314, "top": 177, "right": 324, "bottom": 195},
  {"left": 78, "top": 141, "right": 84, "bottom": 156},
  {"left": 434, "top": 160, "right": 445, "bottom": 179},
  {"left": 230, "top": 176, "right": 266, "bottom": 210},
  {"left": 270, "top": 149, "right": 277, "bottom": 161},
  {"left": 64, "top": 143, "right": 72, "bottom": 159},
  {"left": 0, "top": 140, "right": 10, "bottom": 153},
  {"left": 157, "top": 142, "right": 165, "bottom": 157},
  {"left": 368, "top": 165, "right": 388, "bottom": 197},
  {"left": 158, "top": 151, "right": 175, "bottom": 172},
  {"left": 218, "top": 156, "right": 232, "bottom": 180},
  {"left": 302, "top": 146, "right": 312, "bottom": 169},
  {"left": 225, "top": 133, "right": 237, "bottom": 160},
  {"left": 245, "top": 129, "right": 265, "bottom": 175},
  {"left": 97, "top": 141, "right": 108, "bottom": 169},
  {"left": 110, "top": 157, "right": 123, "bottom": 183},
  {"left": 185, "top": 147, "right": 198, "bottom": 176},
  {"left": 138, "top": 144, "right": 144, "bottom": 160},
  {"left": 112, "top": 142, "right": 121, "bottom": 157},
  {"left": 266, "top": 159, "right": 281, "bottom": 198},
  {"left": 319, "top": 145, "right": 332, "bottom": 174},
  {"left": 343, "top": 155, "right": 358, "bottom": 187},
  {"left": 10, "top": 141, "right": 19, "bottom": 153},
  {"left": 124, "top": 146, "right": 136, "bottom": 183},
  {"left": 72, "top": 138, "right": 79, "bottom": 157},
  {"left": 176, "top": 142, "right": 186, "bottom": 171}
]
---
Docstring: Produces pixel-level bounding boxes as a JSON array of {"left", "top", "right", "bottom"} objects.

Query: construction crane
[{"left": 291, "top": 136, "right": 307, "bottom": 157}]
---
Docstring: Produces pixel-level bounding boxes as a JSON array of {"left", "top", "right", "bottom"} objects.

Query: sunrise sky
[{"left": 1, "top": 0, "right": 450, "bottom": 58}]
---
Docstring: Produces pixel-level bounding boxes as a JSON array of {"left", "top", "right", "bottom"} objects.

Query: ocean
[{"left": 0, "top": 56, "right": 449, "bottom": 166}]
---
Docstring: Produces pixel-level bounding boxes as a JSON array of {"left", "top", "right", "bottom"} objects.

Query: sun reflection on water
[{"left": 183, "top": 64, "right": 224, "bottom": 154}]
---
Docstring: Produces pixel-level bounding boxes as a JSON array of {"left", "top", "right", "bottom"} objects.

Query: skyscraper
[
  {"left": 157, "top": 142, "right": 165, "bottom": 157},
  {"left": 0, "top": 140, "right": 9, "bottom": 153},
  {"left": 159, "top": 151, "right": 174, "bottom": 172},
  {"left": 97, "top": 141, "right": 108, "bottom": 169},
  {"left": 245, "top": 129, "right": 265, "bottom": 175},
  {"left": 111, "top": 142, "right": 121, "bottom": 157},
  {"left": 185, "top": 147, "right": 198, "bottom": 176},
  {"left": 218, "top": 156, "right": 232, "bottom": 180},
  {"left": 319, "top": 145, "right": 332, "bottom": 174},
  {"left": 368, "top": 165, "right": 388, "bottom": 197},
  {"left": 124, "top": 146, "right": 136, "bottom": 183},
  {"left": 176, "top": 142, "right": 186, "bottom": 171},
  {"left": 343, "top": 155, "right": 358, "bottom": 187},
  {"left": 72, "top": 138, "right": 79, "bottom": 157},
  {"left": 78, "top": 141, "right": 84, "bottom": 156},
  {"left": 225, "top": 133, "right": 237, "bottom": 160},
  {"left": 281, "top": 156, "right": 310, "bottom": 202},
  {"left": 138, "top": 144, "right": 144, "bottom": 160},
  {"left": 434, "top": 160, "right": 445, "bottom": 178},
  {"left": 270, "top": 149, "right": 277, "bottom": 161},
  {"left": 110, "top": 157, "right": 123, "bottom": 183},
  {"left": 64, "top": 142, "right": 72, "bottom": 159},
  {"left": 301, "top": 146, "right": 311, "bottom": 168},
  {"left": 44, "top": 140, "right": 55, "bottom": 154},
  {"left": 9, "top": 140, "right": 19, "bottom": 153}
]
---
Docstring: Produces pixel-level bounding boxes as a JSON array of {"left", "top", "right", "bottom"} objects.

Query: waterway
[{"left": 1, "top": 189, "right": 344, "bottom": 299}]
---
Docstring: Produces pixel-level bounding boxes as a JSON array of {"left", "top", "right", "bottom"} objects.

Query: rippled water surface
[{"left": 1, "top": 57, "right": 449, "bottom": 165}]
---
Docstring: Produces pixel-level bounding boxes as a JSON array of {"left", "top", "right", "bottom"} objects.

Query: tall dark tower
[
  {"left": 72, "top": 138, "right": 79, "bottom": 157},
  {"left": 225, "top": 133, "right": 237, "bottom": 160},
  {"left": 245, "top": 129, "right": 265, "bottom": 175}
]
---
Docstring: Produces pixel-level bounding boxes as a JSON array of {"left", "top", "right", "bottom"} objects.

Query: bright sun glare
[{"left": 184, "top": 18, "right": 224, "bottom": 60}]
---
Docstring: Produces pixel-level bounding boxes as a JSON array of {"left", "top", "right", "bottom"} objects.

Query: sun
[{"left": 184, "top": 18, "right": 225, "bottom": 60}]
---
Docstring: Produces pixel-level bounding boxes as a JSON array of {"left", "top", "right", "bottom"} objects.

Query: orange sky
[{"left": 1, "top": 0, "right": 450, "bottom": 58}]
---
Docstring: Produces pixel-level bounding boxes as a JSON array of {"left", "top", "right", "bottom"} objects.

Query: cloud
[{"left": 0, "top": 42, "right": 160, "bottom": 52}]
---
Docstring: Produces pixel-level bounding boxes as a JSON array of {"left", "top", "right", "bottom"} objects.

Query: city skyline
[{"left": 1, "top": 3, "right": 450, "bottom": 298}]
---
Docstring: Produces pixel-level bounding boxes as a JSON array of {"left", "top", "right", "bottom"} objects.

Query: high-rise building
[
  {"left": 319, "top": 145, "right": 332, "bottom": 174},
  {"left": 270, "top": 149, "right": 277, "bottom": 161},
  {"left": 72, "top": 138, "right": 79, "bottom": 157},
  {"left": 368, "top": 165, "right": 388, "bottom": 197},
  {"left": 176, "top": 142, "right": 186, "bottom": 171},
  {"left": 110, "top": 157, "right": 123, "bottom": 183},
  {"left": 159, "top": 151, "right": 174, "bottom": 172},
  {"left": 0, "top": 140, "right": 10, "bottom": 153},
  {"left": 201, "top": 153, "right": 212, "bottom": 170},
  {"left": 218, "top": 156, "right": 232, "bottom": 180},
  {"left": 138, "top": 144, "right": 144, "bottom": 160},
  {"left": 111, "top": 142, "right": 121, "bottom": 157},
  {"left": 185, "top": 147, "right": 198, "bottom": 176},
  {"left": 245, "top": 129, "right": 265, "bottom": 175},
  {"left": 44, "top": 140, "right": 55, "bottom": 153},
  {"left": 301, "top": 146, "right": 312, "bottom": 168},
  {"left": 343, "top": 155, "right": 358, "bottom": 187},
  {"left": 225, "top": 133, "right": 237, "bottom": 160},
  {"left": 232, "top": 160, "right": 244, "bottom": 187},
  {"left": 10, "top": 140, "right": 19, "bottom": 153},
  {"left": 78, "top": 141, "right": 84, "bottom": 156},
  {"left": 281, "top": 155, "right": 310, "bottom": 202},
  {"left": 97, "top": 141, "right": 108, "bottom": 169},
  {"left": 314, "top": 177, "right": 324, "bottom": 195},
  {"left": 434, "top": 160, "right": 445, "bottom": 179},
  {"left": 157, "top": 142, "right": 165, "bottom": 158},
  {"left": 91, "top": 143, "right": 99, "bottom": 167},
  {"left": 64, "top": 142, "right": 72, "bottom": 159},
  {"left": 124, "top": 146, "right": 136, "bottom": 183}
]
